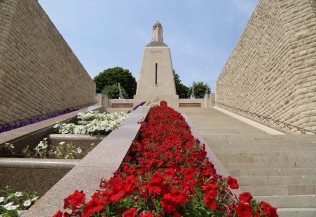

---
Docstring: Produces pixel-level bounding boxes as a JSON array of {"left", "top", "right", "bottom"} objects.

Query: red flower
[
  {"left": 161, "top": 194, "right": 177, "bottom": 214},
  {"left": 261, "top": 202, "right": 278, "bottom": 217},
  {"left": 173, "top": 212, "right": 181, "bottom": 217},
  {"left": 83, "top": 197, "right": 104, "bottom": 217},
  {"left": 183, "top": 167, "right": 197, "bottom": 180},
  {"left": 148, "top": 172, "right": 165, "bottom": 195},
  {"left": 253, "top": 212, "right": 261, "bottom": 217},
  {"left": 123, "top": 207, "right": 138, "bottom": 217},
  {"left": 163, "top": 168, "right": 176, "bottom": 178},
  {"left": 160, "top": 100, "right": 168, "bottom": 107},
  {"left": 202, "top": 183, "right": 218, "bottom": 196},
  {"left": 236, "top": 203, "right": 252, "bottom": 217},
  {"left": 63, "top": 190, "right": 85, "bottom": 214},
  {"left": 52, "top": 210, "right": 63, "bottom": 217},
  {"left": 151, "top": 172, "right": 164, "bottom": 183},
  {"left": 227, "top": 176, "right": 239, "bottom": 189},
  {"left": 110, "top": 190, "right": 125, "bottom": 202},
  {"left": 139, "top": 212, "right": 155, "bottom": 217},
  {"left": 148, "top": 181, "right": 163, "bottom": 195},
  {"left": 204, "top": 194, "right": 217, "bottom": 210},
  {"left": 168, "top": 188, "right": 188, "bottom": 204},
  {"left": 164, "top": 151, "right": 173, "bottom": 159},
  {"left": 239, "top": 192, "right": 253, "bottom": 203}
]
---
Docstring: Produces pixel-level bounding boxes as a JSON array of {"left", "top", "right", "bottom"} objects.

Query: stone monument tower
[{"left": 134, "top": 21, "right": 178, "bottom": 106}]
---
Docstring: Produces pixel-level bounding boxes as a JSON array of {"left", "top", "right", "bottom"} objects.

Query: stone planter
[{"left": 0, "top": 158, "right": 79, "bottom": 196}]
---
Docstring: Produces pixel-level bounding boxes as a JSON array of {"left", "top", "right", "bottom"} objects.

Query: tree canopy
[
  {"left": 188, "top": 82, "right": 211, "bottom": 99},
  {"left": 173, "top": 70, "right": 189, "bottom": 99},
  {"left": 102, "top": 84, "right": 128, "bottom": 99},
  {"left": 94, "top": 67, "right": 137, "bottom": 98}
]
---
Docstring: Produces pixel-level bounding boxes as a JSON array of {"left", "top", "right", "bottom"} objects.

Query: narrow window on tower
[{"left": 155, "top": 63, "right": 158, "bottom": 85}]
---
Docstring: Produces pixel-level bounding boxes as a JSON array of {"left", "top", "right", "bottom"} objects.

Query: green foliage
[
  {"left": 93, "top": 67, "right": 137, "bottom": 98},
  {"left": 173, "top": 70, "right": 189, "bottom": 98},
  {"left": 188, "top": 82, "right": 211, "bottom": 99},
  {"left": 102, "top": 84, "right": 128, "bottom": 99}
]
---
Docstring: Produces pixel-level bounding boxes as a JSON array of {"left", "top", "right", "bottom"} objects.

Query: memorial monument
[{"left": 134, "top": 21, "right": 179, "bottom": 106}]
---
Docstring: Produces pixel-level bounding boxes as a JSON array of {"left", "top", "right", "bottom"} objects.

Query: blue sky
[{"left": 38, "top": 0, "right": 259, "bottom": 92}]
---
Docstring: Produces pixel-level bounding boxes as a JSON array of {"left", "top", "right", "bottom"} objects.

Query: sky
[{"left": 38, "top": 0, "right": 259, "bottom": 92}]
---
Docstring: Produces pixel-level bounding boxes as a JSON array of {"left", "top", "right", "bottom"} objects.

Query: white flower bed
[
  {"left": 54, "top": 112, "right": 128, "bottom": 135},
  {"left": 0, "top": 186, "right": 38, "bottom": 216},
  {"left": 77, "top": 111, "right": 107, "bottom": 121}
]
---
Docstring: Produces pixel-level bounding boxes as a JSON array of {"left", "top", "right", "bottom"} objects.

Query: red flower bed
[{"left": 54, "top": 102, "right": 278, "bottom": 217}]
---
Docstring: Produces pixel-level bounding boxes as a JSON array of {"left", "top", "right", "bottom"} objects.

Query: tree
[
  {"left": 102, "top": 84, "right": 128, "bottom": 99},
  {"left": 93, "top": 67, "right": 137, "bottom": 98},
  {"left": 187, "top": 82, "right": 211, "bottom": 99},
  {"left": 173, "top": 70, "right": 189, "bottom": 98}
]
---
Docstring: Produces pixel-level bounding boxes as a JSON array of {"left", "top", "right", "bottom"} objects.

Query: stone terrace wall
[
  {"left": 216, "top": 0, "right": 316, "bottom": 133},
  {"left": 0, "top": 0, "right": 96, "bottom": 125}
]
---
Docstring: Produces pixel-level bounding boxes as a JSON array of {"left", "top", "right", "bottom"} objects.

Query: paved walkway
[{"left": 178, "top": 108, "right": 316, "bottom": 217}]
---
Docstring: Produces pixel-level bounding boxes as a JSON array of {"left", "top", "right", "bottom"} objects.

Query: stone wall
[
  {"left": 0, "top": 0, "right": 96, "bottom": 125},
  {"left": 216, "top": 0, "right": 316, "bottom": 133}
]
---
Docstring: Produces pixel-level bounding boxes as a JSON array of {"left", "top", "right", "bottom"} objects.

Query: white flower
[
  {"left": 4, "top": 202, "right": 19, "bottom": 210},
  {"left": 0, "top": 197, "right": 4, "bottom": 203},
  {"left": 23, "top": 199, "right": 31, "bottom": 207},
  {"left": 76, "top": 147, "right": 82, "bottom": 154},
  {"left": 14, "top": 192, "right": 23, "bottom": 197}
]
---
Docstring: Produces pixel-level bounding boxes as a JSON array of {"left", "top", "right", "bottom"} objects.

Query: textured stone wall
[
  {"left": 216, "top": 0, "right": 316, "bottom": 133},
  {"left": 0, "top": 0, "right": 96, "bottom": 125}
]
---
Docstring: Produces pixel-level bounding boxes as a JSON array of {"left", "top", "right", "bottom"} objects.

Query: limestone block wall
[
  {"left": 0, "top": 0, "right": 96, "bottom": 125},
  {"left": 216, "top": 0, "right": 316, "bottom": 133}
]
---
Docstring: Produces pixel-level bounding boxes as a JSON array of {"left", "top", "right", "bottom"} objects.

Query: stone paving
[{"left": 179, "top": 108, "right": 316, "bottom": 217}]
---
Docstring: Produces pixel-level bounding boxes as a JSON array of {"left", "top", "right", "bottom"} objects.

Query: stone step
[
  {"left": 254, "top": 195, "right": 316, "bottom": 208},
  {"left": 213, "top": 147, "right": 316, "bottom": 152},
  {"left": 237, "top": 175, "right": 316, "bottom": 186},
  {"left": 218, "top": 154, "right": 316, "bottom": 163},
  {"left": 239, "top": 185, "right": 288, "bottom": 196},
  {"left": 229, "top": 167, "right": 316, "bottom": 176},
  {"left": 239, "top": 185, "right": 316, "bottom": 196},
  {"left": 216, "top": 151, "right": 316, "bottom": 158},
  {"left": 205, "top": 140, "right": 316, "bottom": 148},
  {"left": 203, "top": 135, "right": 316, "bottom": 144},
  {"left": 224, "top": 162, "right": 316, "bottom": 169},
  {"left": 287, "top": 185, "right": 316, "bottom": 195},
  {"left": 277, "top": 208, "right": 316, "bottom": 217}
]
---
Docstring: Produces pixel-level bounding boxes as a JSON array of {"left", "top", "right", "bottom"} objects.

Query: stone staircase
[{"left": 179, "top": 108, "right": 316, "bottom": 217}]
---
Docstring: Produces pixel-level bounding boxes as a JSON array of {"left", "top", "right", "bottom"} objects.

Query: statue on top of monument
[{"left": 151, "top": 21, "right": 163, "bottom": 43}]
